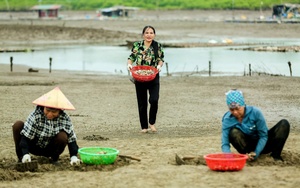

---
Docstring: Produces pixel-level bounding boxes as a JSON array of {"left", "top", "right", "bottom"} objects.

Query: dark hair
[
  {"left": 151, "top": 41, "right": 159, "bottom": 61},
  {"left": 142, "top": 25, "right": 156, "bottom": 35},
  {"left": 142, "top": 26, "right": 158, "bottom": 61},
  {"left": 38, "top": 105, "right": 63, "bottom": 113}
]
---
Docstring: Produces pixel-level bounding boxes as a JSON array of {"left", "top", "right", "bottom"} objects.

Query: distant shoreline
[{"left": 1, "top": 10, "right": 300, "bottom": 49}]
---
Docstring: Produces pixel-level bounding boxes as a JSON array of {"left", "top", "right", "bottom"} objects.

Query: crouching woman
[
  {"left": 221, "top": 89, "right": 290, "bottom": 161},
  {"left": 12, "top": 87, "right": 81, "bottom": 165}
]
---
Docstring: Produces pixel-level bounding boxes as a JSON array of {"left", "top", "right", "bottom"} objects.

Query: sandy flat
[{"left": 0, "top": 10, "right": 300, "bottom": 188}]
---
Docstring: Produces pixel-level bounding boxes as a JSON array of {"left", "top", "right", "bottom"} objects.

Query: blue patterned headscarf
[{"left": 225, "top": 90, "right": 245, "bottom": 108}]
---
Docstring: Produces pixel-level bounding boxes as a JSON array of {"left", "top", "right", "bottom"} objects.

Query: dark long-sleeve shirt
[{"left": 20, "top": 106, "right": 78, "bottom": 156}]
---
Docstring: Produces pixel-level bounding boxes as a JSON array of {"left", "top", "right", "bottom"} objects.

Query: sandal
[{"left": 149, "top": 125, "right": 157, "bottom": 132}]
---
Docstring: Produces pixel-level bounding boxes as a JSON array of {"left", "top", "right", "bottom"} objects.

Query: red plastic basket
[
  {"left": 203, "top": 153, "right": 248, "bottom": 171},
  {"left": 131, "top": 65, "right": 158, "bottom": 82}
]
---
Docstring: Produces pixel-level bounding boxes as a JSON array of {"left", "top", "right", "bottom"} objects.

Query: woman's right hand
[
  {"left": 127, "top": 64, "right": 133, "bottom": 71},
  {"left": 22, "top": 154, "right": 31, "bottom": 163}
]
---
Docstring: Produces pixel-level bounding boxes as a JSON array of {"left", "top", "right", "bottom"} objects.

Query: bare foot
[
  {"left": 149, "top": 125, "right": 157, "bottom": 132},
  {"left": 140, "top": 129, "right": 148, "bottom": 133}
]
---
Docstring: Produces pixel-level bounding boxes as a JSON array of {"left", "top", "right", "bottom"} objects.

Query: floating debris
[
  {"left": 0, "top": 48, "right": 34, "bottom": 53},
  {"left": 230, "top": 45, "right": 300, "bottom": 52}
]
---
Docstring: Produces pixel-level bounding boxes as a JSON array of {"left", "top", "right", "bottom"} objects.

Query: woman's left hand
[
  {"left": 247, "top": 152, "right": 256, "bottom": 161},
  {"left": 157, "top": 65, "right": 162, "bottom": 72}
]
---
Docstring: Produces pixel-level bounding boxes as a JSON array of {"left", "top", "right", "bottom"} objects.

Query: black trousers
[
  {"left": 229, "top": 119, "right": 290, "bottom": 159},
  {"left": 135, "top": 74, "right": 160, "bottom": 129},
  {"left": 12, "top": 121, "right": 68, "bottom": 162}
]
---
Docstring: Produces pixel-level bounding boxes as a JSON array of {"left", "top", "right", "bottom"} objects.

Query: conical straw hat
[{"left": 32, "top": 87, "right": 75, "bottom": 110}]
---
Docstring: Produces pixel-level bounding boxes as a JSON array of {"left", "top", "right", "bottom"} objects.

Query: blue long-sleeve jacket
[{"left": 221, "top": 106, "right": 268, "bottom": 158}]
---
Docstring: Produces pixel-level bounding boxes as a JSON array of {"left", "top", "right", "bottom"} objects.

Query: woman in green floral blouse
[{"left": 127, "top": 25, "right": 165, "bottom": 133}]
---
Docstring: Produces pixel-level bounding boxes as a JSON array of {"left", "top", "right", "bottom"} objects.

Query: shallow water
[{"left": 1, "top": 42, "right": 300, "bottom": 77}]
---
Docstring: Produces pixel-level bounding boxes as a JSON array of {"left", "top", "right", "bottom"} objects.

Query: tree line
[{"left": 0, "top": 0, "right": 299, "bottom": 11}]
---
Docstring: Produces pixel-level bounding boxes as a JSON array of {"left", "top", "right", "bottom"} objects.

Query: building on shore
[
  {"left": 31, "top": 4, "right": 62, "bottom": 18},
  {"left": 98, "top": 6, "right": 139, "bottom": 18}
]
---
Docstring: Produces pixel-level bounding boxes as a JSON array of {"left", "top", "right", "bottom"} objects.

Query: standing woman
[{"left": 127, "top": 26, "right": 165, "bottom": 133}]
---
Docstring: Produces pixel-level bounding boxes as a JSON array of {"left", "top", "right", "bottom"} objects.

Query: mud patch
[
  {"left": 0, "top": 82, "right": 56, "bottom": 86},
  {"left": 173, "top": 150, "right": 300, "bottom": 167},
  {"left": 0, "top": 155, "right": 130, "bottom": 181},
  {"left": 247, "top": 150, "right": 300, "bottom": 167},
  {"left": 83, "top": 134, "right": 109, "bottom": 141}
]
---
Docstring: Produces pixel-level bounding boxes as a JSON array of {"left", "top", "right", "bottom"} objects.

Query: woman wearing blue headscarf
[{"left": 221, "top": 89, "right": 290, "bottom": 161}]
